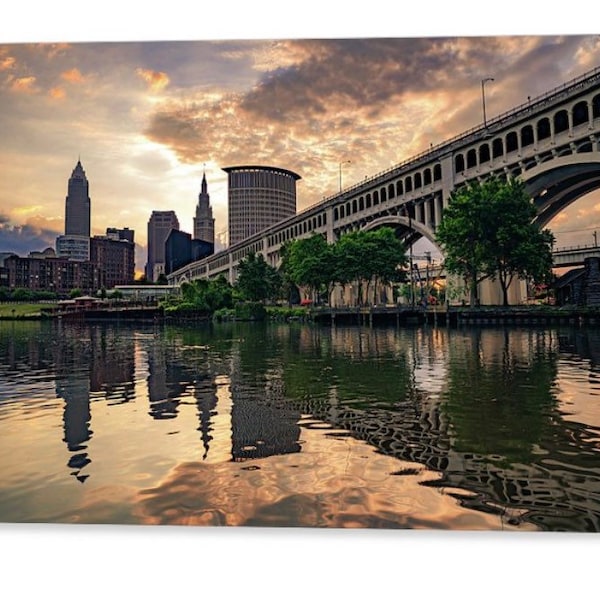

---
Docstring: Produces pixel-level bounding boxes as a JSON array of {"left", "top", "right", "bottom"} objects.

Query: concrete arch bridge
[{"left": 168, "top": 66, "right": 600, "bottom": 304}]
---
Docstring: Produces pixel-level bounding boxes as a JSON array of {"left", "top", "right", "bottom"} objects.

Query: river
[{"left": 1, "top": 320, "right": 599, "bottom": 531}]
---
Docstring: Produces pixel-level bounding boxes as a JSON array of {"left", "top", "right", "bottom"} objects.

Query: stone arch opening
[
  {"left": 537, "top": 117, "right": 551, "bottom": 141},
  {"left": 467, "top": 148, "right": 477, "bottom": 169},
  {"left": 492, "top": 138, "right": 504, "bottom": 159},
  {"left": 554, "top": 109, "right": 569, "bottom": 134},
  {"left": 573, "top": 100, "right": 589, "bottom": 127},
  {"left": 521, "top": 124, "right": 534, "bottom": 148},
  {"left": 479, "top": 143, "right": 491, "bottom": 164},
  {"left": 506, "top": 131, "right": 519, "bottom": 153}
]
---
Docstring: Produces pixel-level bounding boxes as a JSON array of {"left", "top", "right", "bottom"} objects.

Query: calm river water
[{"left": 1, "top": 319, "right": 599, "bottom": 531}]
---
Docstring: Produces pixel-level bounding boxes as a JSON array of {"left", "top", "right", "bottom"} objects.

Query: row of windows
[
  {"left": 229, "top": 170, "right": 297, "bottom": 193},
  {"left": 455, "top": 94, "right": 600, "bottom": 172}
]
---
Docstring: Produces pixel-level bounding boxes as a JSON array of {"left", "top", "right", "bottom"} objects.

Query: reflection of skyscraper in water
[
  {"left": 89, "top": 326, "right": 135, "bottom": 403},
  {"left": 193, "top": 377, "right": 219, "bottom": 460},
  {"left": 146, "top": 342, "right": 186, "bottom": 420},
  {"left": 56, "top": 376, "right": 92, "bottom": 484},
  {"left": 228, "top": 349, "right": 302, "bottom": 462}
]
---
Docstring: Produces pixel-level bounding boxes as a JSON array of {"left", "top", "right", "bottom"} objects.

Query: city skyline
[{"left": 2, "top": 31, "right": 600, "bottom": 274}]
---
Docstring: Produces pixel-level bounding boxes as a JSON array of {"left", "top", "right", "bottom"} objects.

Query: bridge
[
  {"left": 168, "top": 65, "right": 600, "bottom": 290},
  {"left": 552, "top": 243, "right": 600, "bottom": 267}
]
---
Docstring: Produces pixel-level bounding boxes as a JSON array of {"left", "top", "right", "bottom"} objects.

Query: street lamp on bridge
[
  {"left": 339, "top": 160, "right": 351, "bottom": 192},
  {"left": 481, "top": 77, "right": 494, "bottom": 129}
]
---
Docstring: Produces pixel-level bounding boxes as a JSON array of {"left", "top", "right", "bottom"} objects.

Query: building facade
[
  {"left": 56, "top": 234, "right": 90, "bottom": 261},
  {"left": 165, "top": 229, "right": 214, "bottom": 275},
  {"left": 145, "top": 210, "right": 179, "bottom": 281},
  {"left": 223, "top": 165, "right": 300, "bottom": 246},
  {"left": 193, "top": 172, "right": 215, "bottom": 246},
  {"left": 90, "top": 229, "right": 136, "bottom": 289},
  {"left": 3, "top": 254, "right": 101, "bottom": 296}
]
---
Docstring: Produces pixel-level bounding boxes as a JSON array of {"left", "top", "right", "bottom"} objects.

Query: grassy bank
[{"left": 0, "top": 302, "right": 57, "bottom": 319}]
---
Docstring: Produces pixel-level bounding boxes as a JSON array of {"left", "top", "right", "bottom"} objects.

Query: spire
[
  {"left": 72, "top": 158, "right": 86, "bottom": 178},
  {"left": 201, "top": 167, "right": 207, "bottom": 196}
]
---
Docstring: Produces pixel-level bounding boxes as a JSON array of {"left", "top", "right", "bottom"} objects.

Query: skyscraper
[
  {"left": 193, "top": 172, "right": 215, "bottom": 246},
  {"left": 223, "top": 165, "right": 300, "bottom": 246},
  {"left": 56, "top": 159, "right": 91, "bottom": 261},
  {"left": 65, "top": 159, "right": 91, "bottom": 237},
  {"left": 145, "top": 210, "right": 179, "bottom": 281}
]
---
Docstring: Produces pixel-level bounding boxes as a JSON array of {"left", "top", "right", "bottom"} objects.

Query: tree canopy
[
  {"left": 236, "top": 252, "right": 282, "bottom": 303},
  {"left": 281, "top": 228, "right": 407, "bottom": 305},
  {"left": 436, "top": 176, "right": 554, "bottom": 306}
]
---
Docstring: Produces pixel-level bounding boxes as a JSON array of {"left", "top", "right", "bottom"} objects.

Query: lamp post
[
  {"left": 481, "top": 77, "right": 494, "bottom": 128},
  {"left": 339, "top": 160, "right": 351, "bottom": 192}
]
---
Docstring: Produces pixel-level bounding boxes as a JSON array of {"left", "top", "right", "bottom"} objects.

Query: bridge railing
[
  {"left": 311, "top": 64, "right": 600, "bottom": 211},
  {"left": 553, "top": 243, "right": 600, "bottom": 253}
]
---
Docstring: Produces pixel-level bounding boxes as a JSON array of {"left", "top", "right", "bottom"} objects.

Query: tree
[
  {"left": 482, "top": 179, "right": 554, "bottom": 306},
  {"left": 236, "top": 252, "right": 282, "bottom": 303},
  {"left": 435, "top": 180, "right": 490, "bottom": 307},
  {"left": 282, "top": 235, "right": 336, "bottom": 304},
  {"left": 436, "top": 176, "right": 554, "bottom": 307},
  {"left": 333, "top": 228, "right": 407, "bottom": 305},
  {"left": 176, "top": 276, "right": 234, "bottom": 314}
]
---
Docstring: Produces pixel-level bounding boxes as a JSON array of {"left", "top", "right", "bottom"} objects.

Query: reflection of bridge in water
[
  {"left": 274, "top": 326, "right": 600, "bottom": 531},
  {"left": 169, "top": 65, "right": 600, "bottom": 288}
]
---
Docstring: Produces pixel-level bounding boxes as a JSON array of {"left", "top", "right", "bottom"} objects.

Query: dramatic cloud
[
  {"left": 0, "top": 214, "right": 61, "bottom": 256},
  {"left": 2, "top": 35, "right": 600, "bottom": 272},
  {"left": 0, "top": 56, "right": 15, "bottom": 70},
  {"left": 61, "top": 67, "right": 85, "bottom": 84},
  {"left": 49, "top": 86, "right": 66, "bottom": 100},
  {"left": 10, "top": 75, "right": 37, "bottom": 93},
  {"left": 136, "top": 67, "right": 170, "bottom": 92}
]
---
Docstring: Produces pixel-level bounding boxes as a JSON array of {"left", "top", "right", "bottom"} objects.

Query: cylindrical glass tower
[{"left": 223, "top": 165, "right": 301, "bottom": 246}]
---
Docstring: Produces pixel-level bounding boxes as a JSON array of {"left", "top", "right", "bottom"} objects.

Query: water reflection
[{"left": 1, "top": 320, "right": 600, "bottom": 530}]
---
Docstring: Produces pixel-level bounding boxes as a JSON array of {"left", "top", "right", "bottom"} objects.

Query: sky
[{"left": 2, "top": 5, "right": 600, "bottom": 276}]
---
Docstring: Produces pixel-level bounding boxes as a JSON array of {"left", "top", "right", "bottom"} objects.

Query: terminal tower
[{"left": 193, "top": 171, "right": 215, "bottom": 246}]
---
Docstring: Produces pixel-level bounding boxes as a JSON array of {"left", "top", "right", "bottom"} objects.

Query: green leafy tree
[
  {"left": 236, "top": 252, "right": 282, "bottom": 303},
  {"left": 176, "top": 276, "right": 234, "bottom": 314},
  {"left": 482, "top": 179, "right": 554, "bottom": 306},
  {"left": 333, "top": 228, "right": 407, "bottom": 305},
  {"left": 282, "top": 234, "right": 336, "bottom": 304},
  {"left": 436, "top": 176, "right": 554, "bottom": 307}
]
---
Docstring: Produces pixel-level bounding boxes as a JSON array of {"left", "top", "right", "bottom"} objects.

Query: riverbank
[
  {"left": 310, "top": 304, "right": 600, "bottom": 326},
  {"left": 3, "top": 301, "right": 600, "bottom": 327}
]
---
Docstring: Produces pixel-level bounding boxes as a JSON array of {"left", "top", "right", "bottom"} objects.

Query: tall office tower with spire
[
  {"left": 193, "top": 172, "right": 215, "bottom": 246},
  {"left": 56, "top": 159, "right": 92, "bottom": 261},
  {"left": 65, "top": 159, "right": 91, "bottom": 236}
]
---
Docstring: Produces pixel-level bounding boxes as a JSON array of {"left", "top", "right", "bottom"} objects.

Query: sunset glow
[{"left": 2, "top": 25, "right": 600, "bottom": 272}]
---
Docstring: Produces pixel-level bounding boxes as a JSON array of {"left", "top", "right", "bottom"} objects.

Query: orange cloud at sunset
[
  {"left": 135, "top": 67, "right": 169, "bottom": 92},
  {"left": 10, "top": 75, "right": 37, "bottom": 93},
  {"left": 0, "top": 56, "right": 15, "bottom": 70},
  {"left": 49, "top": 86, "right": 66, "bottom": 100},
  {"left": 60, "top": 67, "right": 85, "bottom": 84}
]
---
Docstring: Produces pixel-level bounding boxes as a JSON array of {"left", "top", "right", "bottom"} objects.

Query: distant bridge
[
  {"left": 552, "top": 243, "right": 600, "bottom": 267},
  {"left": 169, "top": 65, "right": 600, "bottom": 286}
]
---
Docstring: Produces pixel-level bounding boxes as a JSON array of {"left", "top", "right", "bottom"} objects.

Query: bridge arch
[
  {"left": 360, "top": 215, "right": 443, "bottom": 254},
  {"left": 522, "top": 152, "right": 600, "bottom": 228}
]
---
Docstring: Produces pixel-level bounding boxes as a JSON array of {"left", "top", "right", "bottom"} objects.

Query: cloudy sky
[{"left": 2, "top": 4, "right": 600, "bottom": 274}]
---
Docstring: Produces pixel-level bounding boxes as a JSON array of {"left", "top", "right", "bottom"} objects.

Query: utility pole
[{"left": 594, "top": 230, "right": 598, "bottom": 247}]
